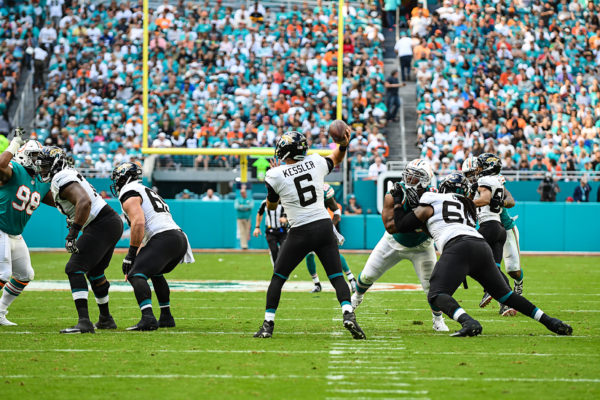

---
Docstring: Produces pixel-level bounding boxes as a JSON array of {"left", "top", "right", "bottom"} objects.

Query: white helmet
[
  {"left": 14, "top": 140, "right": 43, "bottom": 172},
  {"left": 461, "top": 156, "right": 479, "bottom": 184},
  {"left": 402, "top": 159, "right": 434, "bottom": 191}
]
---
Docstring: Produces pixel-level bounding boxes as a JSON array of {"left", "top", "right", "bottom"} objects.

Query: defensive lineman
[
  {"left": 37, "top": 147, "right": 123, "bottom": 334},
  {"left": 352, "top": 159, "right": 449, "bottom": 331},
  {"left": 463, "top": 154, "right": 516, "bottom": 316},
  {"left": 111, "top": 162, "right": 194, "bottom": 331},
  {"left": 0, "top": 131, "right": 52, "bottom": 326},
  {"left": 501, "top": 206, "right": 524, "bottom": 295},
  {"left": 254, "top": 130, "right": 366, "bottom": 339},
  {"left": 393, "top": 172, "right": 572, "bottom": 336},
  {"left": 306, "top": 183, "right": 356, "bottom": 293},
  {"left": 253, "top": 199, "right": 287, "bottom": 266}
]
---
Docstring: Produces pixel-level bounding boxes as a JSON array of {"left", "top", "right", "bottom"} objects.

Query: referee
[{"left": 253, "top": 200, "right": 287, "bottom": 266}]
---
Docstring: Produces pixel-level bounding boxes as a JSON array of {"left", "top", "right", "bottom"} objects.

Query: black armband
[
  {"left": 70, "top": 223, "right": 83, "bottom": 234},
  {"left": 393, "top": 208, "right": 423, "bottom": 233},
  {"left": 338, "top": 145, "right": 347, "bottom": 152},
  {"left": 266, "top": 182, "right": 279, "bottom": 203},
  {"left": 127, "top": 246, "right": 139, "bottom": 259}
]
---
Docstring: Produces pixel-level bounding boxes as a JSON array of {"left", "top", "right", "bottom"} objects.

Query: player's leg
[
  {"left": 504, "top": 226, "right": 524, "bottom": 294},
  {"left": 86, "top": 211, "right": 123, "bottom": 329},
  {"left": 409, "top": 243, "right": 449, "bottom": 332},
  {"left": 427, "top": 240, "right": 481, "bottom": 337},
  {"left": 478, "top": 222, "right": 511, "bottom": 310},
  {"left": 340, "top": 254, "right": 356, "bottom": 293},
  {"left": 0, "top": 232, "right": 29, "bottom": 326},
  {"left": 315, "top": 224, "right": 365, "bottom": 339},
  {"left": 128, "top": 230, "right": 188, "bottom": 331},
  {"left": 352, "top": 234, "right": 403, "bottom": 308},
  {"left": 255, "top": 227, "right": 309, "bottom": 338},
  {"left": 305, "top": 252, "right": 321, "bottom": 292},
  {"left": 469, "top": 242, "right": 572, "bottom": 336}
]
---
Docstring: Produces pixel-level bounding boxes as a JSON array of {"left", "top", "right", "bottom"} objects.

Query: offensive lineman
[
  {"left": 306, "top": 183, "right": 356, "bottom": 293},
  {"left": 254, "top": 129, "right": 366, "bottom": 339},
  {"left": 352, "top": 159, "right": 449, "bottom": 332},
  {"left": 463, "top": 154, "right": 516, "bottom": 316},
  {"left": 36, "top": 147, "right": 123, "bottom": 334},
  {"left": 111, "top": 162, "right": 195, "bottom": 331},
  {"left": 0, "top": 131, "right": 52, "bottom": 326},
  {"left": 393, "top": 172, "right": 572, "bottom": 337}
]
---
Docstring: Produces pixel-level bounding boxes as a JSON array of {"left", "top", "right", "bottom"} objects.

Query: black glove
[
  {"left": 490, "top": 195, "right": 503, "bottom": 213},
  {"left": 389, "top": 182, "right": 406, "bottom": 206},
  {"left": 65, "top": 223, "right": 82, "bottom": 253},
  {"left": 122, "top": 246, "right": 139, "bottom": 277},
  {"left": 404, "top": 187, "right": 421, "bottom": 209}
]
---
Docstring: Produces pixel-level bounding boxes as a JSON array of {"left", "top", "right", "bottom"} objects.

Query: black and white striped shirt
[{"left": 258, "top": 200, "right": 286, "bottom": 233}]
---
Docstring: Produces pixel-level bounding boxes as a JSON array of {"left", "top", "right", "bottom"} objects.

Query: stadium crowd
[
  {"left": 402, "top": 0, "right": 600, "bottom": 177},
  {"left": 21, "top": 0, "right": 390, "bottom": 171}
]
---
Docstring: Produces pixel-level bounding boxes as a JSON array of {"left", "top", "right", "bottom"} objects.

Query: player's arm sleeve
[
  {"left": 120, "top": 190, "right": 142, "bottom": 204},
  {"left": 265, "top": 182, "right": 279, "bottom": 203},
  {"left": 257, "top": 200, "right": 266, "bottom": 215},
  {"left": 325, "top": 157, "right": 334, "bottom": 173}
]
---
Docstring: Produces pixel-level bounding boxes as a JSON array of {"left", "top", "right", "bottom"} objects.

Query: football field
[{"left": 1, "top": 252, "right": 599, "bottom": 399}]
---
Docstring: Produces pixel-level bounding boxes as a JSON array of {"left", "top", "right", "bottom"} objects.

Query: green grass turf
[{"left": 1, "top": 252, "right": 599, "bottom": 399}]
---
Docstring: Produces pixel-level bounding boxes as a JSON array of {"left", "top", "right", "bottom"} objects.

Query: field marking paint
[
  {"left": 27, "top": 280, "right": 421, "bottom": 293},
  {"left": 327, "top": 381, "right": 411, "bottom": 387},
  {"left": 0, "top": 348, "right": 332, "bottom": 354},
  {"left": 413, "top": 377, "right": 600, "bottom": 383},
  {"left": 412, "top": 351, "right": 600, "bottom": 357},
  {"left": 327, "top": 389, "right": 428, "bottom": 395}
]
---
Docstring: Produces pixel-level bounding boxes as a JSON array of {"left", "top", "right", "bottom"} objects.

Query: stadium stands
[
  {"left": 29, "top": 0, "right": 391, "bottom": 171},
  {"left": 410, "top": 0, "right": 600, "bottom": 175}
]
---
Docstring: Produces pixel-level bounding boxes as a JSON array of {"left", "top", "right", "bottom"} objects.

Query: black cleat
[
  {"left": 254, "top": 320, "right": 274, "bottom": 338},
  {"left": 546, "top": 318, "right": 573, "bottom": 336},
  {"left": 94, "top": 314, "right": 117, "bottom": 330},
  {"left": 126, "top": 316, "right": 159, "bottom": 331},
  {"left": 343, "top": 311, "right": 366, "bottom": 340},
  {"left": 450, "top": 318, "right": 483, "bottom": 337},
  {"left": 311, "top": 283, "right": 322, "bottom": 293},
  {"left": 60, "top": 318, "right": 95, "bottom": 334},
  {"left": 479, "top": 292, "right": 493, "bottom": 308},
  {"left": 158, "top": 313, "right": 176, "bottom": 328}
]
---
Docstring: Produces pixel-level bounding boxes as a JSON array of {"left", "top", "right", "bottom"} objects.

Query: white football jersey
[
  {"left": 51, "top": 168, "right": 107, "bottom": 228},
  {"left": 119, "top": 181, "right": 180, "bottom": 243},
  {"left": 265, "top": 153, "right": 332, "bottom": 228},
  {"left": 420, "top": 192, "right": 482, "bottom": 252},
  {"left": 474, "top": 175, "right": 504, "bottom": 223}
]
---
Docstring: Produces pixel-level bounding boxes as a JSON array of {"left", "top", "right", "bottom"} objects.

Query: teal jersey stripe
[
  {"left": 328, "top": 272, "right": 343, "bottom": 279},
  {"left": 498, "top": 291, "right": 513, "bottom": 304}
]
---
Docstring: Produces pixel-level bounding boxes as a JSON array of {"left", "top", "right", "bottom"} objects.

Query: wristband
[
  {"left": 127, "top": 245, "right": 139, "bottom": 259},
  {"left": 333, "top": 208, "right": 342, "bottom": 216},
  {"left": 338, "top": 145, "right": 347, "bottom": 152},
  {"left": 5, "top": 140, "right": 21, "bottom": 156},
  {"left": 70, "top": 223, "right": 83, "bottom": 234}
]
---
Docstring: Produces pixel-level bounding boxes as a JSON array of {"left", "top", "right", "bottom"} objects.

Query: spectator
[
  {"left": 384, "top": 70, "right": 402, "bottom": 121},
  {"left": 394, "top": 32, "right": 413, "bottom": 81},
  {"left": 345, "top": 195, "right": 363, "bottom": 215},
  {"left": 234, "top": 188, "right": 254, "bottom": 250},
  {"left": 177, "top": 189, "right": 196, "bottom": 200},
  {"left": 201, "top": 188, "right": 221, "bottom": 201},
  {"left": 368, "top": 156, "right": 387, "bottom": 179},
  {"left": 573, "top": 176, "right": 592, "bottom": 202},
  {"left": 33, "top": 45, "right": 48, "bottom": 91},
  {"left": 72, "top": 137, "right": 91, "bottom": 155},
  {"left": 94, "top": 154, "right": 112, "bottom": 177},
  {"left": 537, "top": 172, "right": 560, "bottom": 202},
  {"left": 152, "top": 132, "right": 172, "bottom": 148},
  {"left": 99, "top": 190, "right": 111, "bottom": 199}
]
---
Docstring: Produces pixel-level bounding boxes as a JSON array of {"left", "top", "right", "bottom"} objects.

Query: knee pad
[{"left": 13, "top": 265, "right": 34, "bottom": 282}]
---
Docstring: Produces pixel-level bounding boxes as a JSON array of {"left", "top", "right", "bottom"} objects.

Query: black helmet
[
  {"left": 37, "top": 146, "right": 68, "bottom": 182},
  {"left": 110, "top": 162, "right": 142, "bottom": 196},
  {"left": 439, "top": 172, "right": 471, "bottom": 197},
  {"left": 275, "top": 131, "right": 308, "bottom": 161},
  {"left": 477, "top": 153, "right": 501, "bottom": 176}
]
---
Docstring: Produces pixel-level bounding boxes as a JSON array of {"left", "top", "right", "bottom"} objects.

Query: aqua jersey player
[
  {"left": 352, "top": 159, "right": 449, "bottom": 332},
  {"left": 0, "top": 130, "right": 52, "bottom": 326},
  {"left": 500, "top": 207, "right": 524, "bottom": 295},
  {"left": 306, "top": 183, "right": 356, "bottom": 293}
]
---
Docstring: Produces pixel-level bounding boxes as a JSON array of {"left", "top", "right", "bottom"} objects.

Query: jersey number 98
[{"left": 12, "top": 185, "right": 41, "bottom": 216}]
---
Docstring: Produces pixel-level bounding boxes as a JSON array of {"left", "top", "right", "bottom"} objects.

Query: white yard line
[
  {"left": 327, "top": 389, "right": 428, "bottom": 394},
  {"left": 413, "top": 377, "right": 600, "bottom": 383},
  {"left": 412, "top": 351, "right": 599, "bottom": 357},
  {"left": 0, "top": 374, "right": 322, "bottom": 380}
]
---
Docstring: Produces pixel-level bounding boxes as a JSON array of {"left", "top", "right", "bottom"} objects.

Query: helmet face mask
[
  {"left": 461, "top": 156, "right": 480, "bottom": 184},
  {"left": 477, "top": 153, "right": 501, "bottom": 177},
  {"left": 36, "top": 146, "right": 67, "bottom": 183},
  {"left": 275, "top": 131, "right": 308, "bottom": 162},
  {"left": 14, "top": 140, "right": 43, "bottom": 173},
  {"left": 402, "top": 159, "right": 433, "bottom": 193}
]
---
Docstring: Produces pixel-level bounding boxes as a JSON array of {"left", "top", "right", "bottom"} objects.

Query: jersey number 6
[{"left": 294, "top": 174, "right": 317, "bottom": 207}]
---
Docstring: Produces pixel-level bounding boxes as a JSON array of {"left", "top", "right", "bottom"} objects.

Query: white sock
[
  {"left": 341, "top": 303, "right": 353, "bottom": 314},
  {"left": 452, "top": 308, "right": 466, "bottom": 321},
  {"left": 265, "top": 310, "right": 276, "bottom": 322},
  {"left": 0, "top": 291, "right": 18, "bottom": 312},
  {"left": 311, "top": 275, "right": 320, "bottom": 284},
  {"left": 346, "top": 272, "right": 355, "bottom": 281}
]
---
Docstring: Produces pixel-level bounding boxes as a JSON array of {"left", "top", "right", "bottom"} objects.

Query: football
[{"left": 328, "top": 120, "right": 348, "bottom": 144}]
